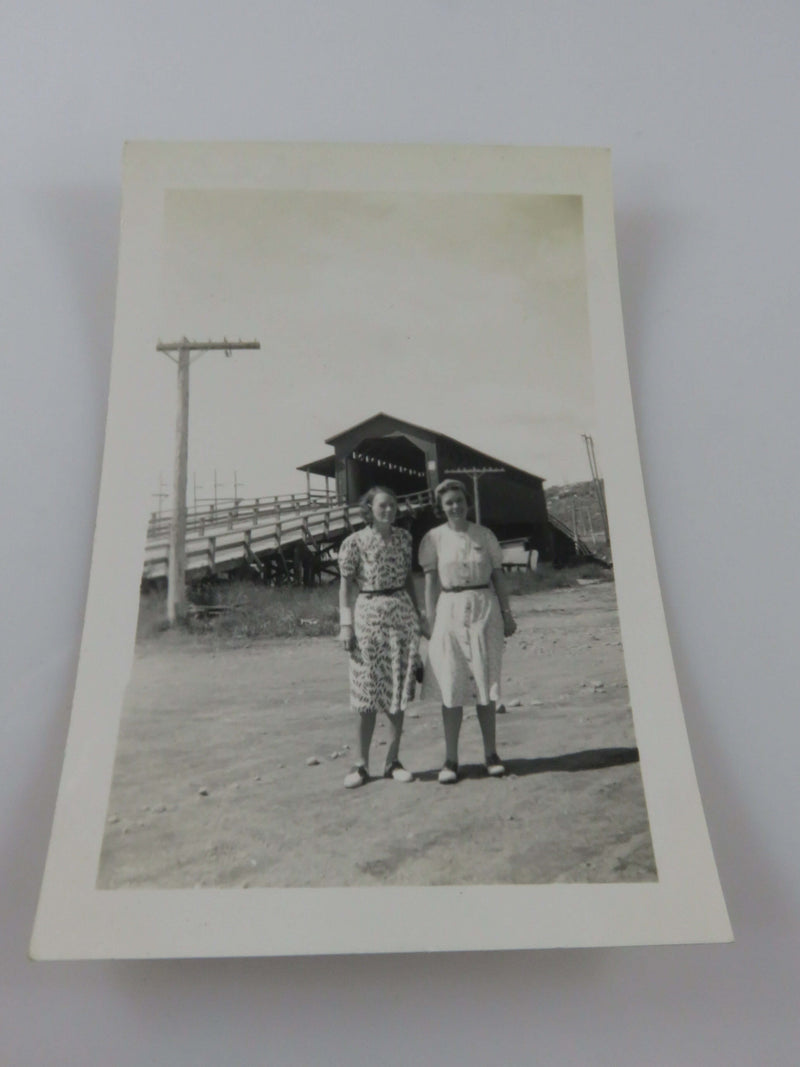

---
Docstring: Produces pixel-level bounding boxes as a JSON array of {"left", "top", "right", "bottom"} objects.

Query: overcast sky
[{"left": 152, "top": 190, "right": 596, "bottom": 510}]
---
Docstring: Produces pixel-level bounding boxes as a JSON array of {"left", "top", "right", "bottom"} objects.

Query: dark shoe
[
  {"left": 438, "top": 760, "right": 459, "bottom": 784},
  {"left": 485, "top": 753, "right": 506, "bottom": 777},
  {"left": 384, "top": 760, "right": 414, "bottom": 783},
  {"left": 344, "top": 764, "right": 369, "bottom": 789}
]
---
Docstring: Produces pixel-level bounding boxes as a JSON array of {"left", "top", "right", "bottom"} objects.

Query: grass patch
[
  {"left": 137, "top": 582, "right": 341, "bottom": 643},
  {"left": 137, "top": 563, "right": 613, "bottom": 645},
  {"left": 505, "top": 561, "right": 613, "bottom": 596},
  {"left": 137, "top": 587, "right": 173, "bottom": 641},
  {"left": 212, "top": 582, "right": 341, "bottom": 640}
]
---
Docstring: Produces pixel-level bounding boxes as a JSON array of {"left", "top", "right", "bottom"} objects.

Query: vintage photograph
[
  {"left": 32, "top": 145, "right": 730, "bottom": 957},
  {"left": 98, "top": 187, "right": 655, "bottom": 890}
]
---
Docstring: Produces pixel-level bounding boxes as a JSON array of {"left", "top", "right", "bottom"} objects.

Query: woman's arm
[
  {"left": 424, "top": 570, "right": 440, "bottom": 626},
  {"left": 338, "top": 575, "right": 358, "bottom": 650},
  {"left": 404, "top": 572, "right": 430, "bottom": 637},
  {"left": 490, "top": 567, "right": 517, "bottom": 637}
]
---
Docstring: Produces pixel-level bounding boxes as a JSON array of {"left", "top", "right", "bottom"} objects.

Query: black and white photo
[{"left": 31, "top": 143, "right": 730, "bottom": 958}]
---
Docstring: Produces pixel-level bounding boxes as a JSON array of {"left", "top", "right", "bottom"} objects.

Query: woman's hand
[
  {"left": 418, "top": 613, "right": 431, "bottom": 640},
  {"left": 338, "top": 625, "right": 355, "bottom": 652},
  {"left": 501, "top": 611, "right": 517, "bottom": 638}
]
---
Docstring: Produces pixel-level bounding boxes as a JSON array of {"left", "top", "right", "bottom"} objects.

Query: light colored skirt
[{"left": 427, "top": 589, "right": 504, "bottom": 707}]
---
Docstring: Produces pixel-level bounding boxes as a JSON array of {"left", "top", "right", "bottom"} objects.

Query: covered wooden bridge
[
  {"left": 143, "top": 413, "right": 604, "bottom": 588},
  {"left": 298, "top": 412, "right": 551, "bottom": 546}
]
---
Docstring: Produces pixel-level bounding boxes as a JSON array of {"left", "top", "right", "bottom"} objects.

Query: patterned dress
[
  {"left": 338, "top": 525, "right": 421, "bottom": 716},
  {"left": 418, "top": 522, "right": 505, "bottom": 708}
]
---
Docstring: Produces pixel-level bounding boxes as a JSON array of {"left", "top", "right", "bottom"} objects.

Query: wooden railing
[
  {"left": 548, "top": 512, "right": 611, "bottom": 564},
  {"left": 146, "top": 490, "right": 337, "bottom": 540},
  {"left": 143, "top": 488, "right": 434, "bottom": 582}
]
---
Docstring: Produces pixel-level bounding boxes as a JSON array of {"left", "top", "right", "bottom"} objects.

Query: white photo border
[{"left": 31, "top": 143, "right": 731, "bottom": 959}]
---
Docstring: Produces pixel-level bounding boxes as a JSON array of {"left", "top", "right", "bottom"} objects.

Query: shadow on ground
[{"left": 414, "top": 747, "right": 640, "bottom": 782}]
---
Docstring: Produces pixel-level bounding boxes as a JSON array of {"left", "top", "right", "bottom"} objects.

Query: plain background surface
[{"left": 2, "top": 3, "right": 798, "bottom": 1064}]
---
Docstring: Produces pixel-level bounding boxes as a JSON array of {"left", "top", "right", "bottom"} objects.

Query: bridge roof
[
  {"left": 296, "top": 455, "right": 336, "bottom": 477},
  {"left": 319, "top": 412, "right": 545, "bottom": 485}
]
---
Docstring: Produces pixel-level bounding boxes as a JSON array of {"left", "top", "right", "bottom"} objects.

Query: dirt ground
[{"left": 98, "top": 581, "right": 657, "bottom": 888}]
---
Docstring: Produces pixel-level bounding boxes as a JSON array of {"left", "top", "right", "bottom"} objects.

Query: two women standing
[{"left": 337, "top": 479, "right": 516, "bottom": 787}]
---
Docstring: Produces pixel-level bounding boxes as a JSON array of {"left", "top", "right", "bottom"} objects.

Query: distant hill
[{"left": 545, "top": 480, "right": 610, "bottom": 560}]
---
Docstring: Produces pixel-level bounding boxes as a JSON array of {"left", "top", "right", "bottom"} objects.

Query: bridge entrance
[{"left": 343, "top": 434, "right": 430, "bottom": 502}]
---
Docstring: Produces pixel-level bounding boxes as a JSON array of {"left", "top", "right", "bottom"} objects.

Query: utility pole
[
  {"left": 445, "top": 467, "right": 504, "bottom": 525},
  {"left": 157, "top": 337, "right": 260, "bottom": 625},
  {"left": 581, "top": 434, "right": 610, "bottom": 549}
]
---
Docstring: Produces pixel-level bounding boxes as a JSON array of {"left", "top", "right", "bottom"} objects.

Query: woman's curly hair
[
  {"left": 432, "top": 478, "right": 472, "bottom": 520},
  {"left": 358, "top": 485, "right": 399, "bottom": 525}
]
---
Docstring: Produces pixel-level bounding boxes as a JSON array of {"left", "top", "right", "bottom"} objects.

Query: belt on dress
[
  {"left": 440, "top": 584, "right": 490, "bottom": 593},
  {"left": 359, "top": 586, "right": 406, "bottom": 597}
]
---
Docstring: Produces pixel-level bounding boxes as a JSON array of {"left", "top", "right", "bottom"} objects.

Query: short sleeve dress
[
  {"left": 418, "top": 522, "right": 504, "bottom": 708},
  {"left": 338, "top": 525, "right": 421, "bottom": 715}
]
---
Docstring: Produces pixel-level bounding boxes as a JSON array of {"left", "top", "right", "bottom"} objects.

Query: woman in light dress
[
  {"left": 337, "top": 486, "right": 428, "bottom": 788},
  {"left": 419, "top": 479, "right": 517, "bottom": 783}
]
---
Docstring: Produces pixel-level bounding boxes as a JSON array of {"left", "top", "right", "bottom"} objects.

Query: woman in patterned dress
[
  {"left": 337, "top": 486, "right": 428, "bottom": 789},
  {"left": 419, "top": 478, "right": 517, "bottom": 784}
]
